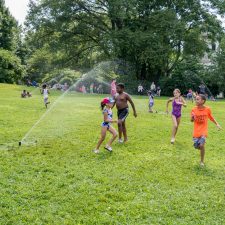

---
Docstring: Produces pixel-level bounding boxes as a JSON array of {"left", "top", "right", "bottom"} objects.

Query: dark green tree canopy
[
  {"left": 0, "top": 0, "right": 19, "bottom": 51},
  {"left": 25, "top": 0, "right": 224, "bottom": 81},
  {"left": 0, "top": 0, "right": 25, "bottom": 83}
]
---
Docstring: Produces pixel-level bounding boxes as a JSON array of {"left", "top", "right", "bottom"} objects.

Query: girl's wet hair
[
  {"left": 42, "top": 84, "right": 47, "bottom": 89},
  {"left": 101, "top": 102, "right": 106, "bottom": 110},
  {"left": 174, "top": 88, "right": 181, "bottom": 94}
]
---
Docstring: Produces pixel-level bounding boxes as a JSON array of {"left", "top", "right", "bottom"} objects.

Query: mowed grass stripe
[{"left": 0, "top": 84, "right": 224, "bottom": 224}]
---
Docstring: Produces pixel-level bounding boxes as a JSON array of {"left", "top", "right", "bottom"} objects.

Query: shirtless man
[{"left": 115, "top": 83, "right": 137, "bottom": 143}]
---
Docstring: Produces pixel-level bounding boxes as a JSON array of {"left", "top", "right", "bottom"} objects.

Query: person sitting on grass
[
  {"left": 21, "top": 90, "right": 27, "bottom": 98},
  {"left": 93, "top": 97, "right": 118, "bottom": 154},
  {"left": 27, "top": 91, "right": 32, "bottom": 97},
  {"left": 191, "top": 94, "right": 221, "bottom": 166}
]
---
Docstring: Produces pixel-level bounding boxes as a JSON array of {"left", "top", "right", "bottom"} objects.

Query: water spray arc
[
  {"left": 19, "top": 82, "right": 79, "bottom": 146},
  {"left": 18, "top": 63, "right": 113, "bottom": 147}
]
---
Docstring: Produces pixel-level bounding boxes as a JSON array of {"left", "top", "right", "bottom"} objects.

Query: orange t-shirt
[{"left": 191, "top": 106, "right": 216, "bottom": 138}]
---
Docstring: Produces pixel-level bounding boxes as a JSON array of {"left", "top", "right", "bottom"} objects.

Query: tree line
[{"left": 1, "top": 0, "right": 225, "bottom": 94}]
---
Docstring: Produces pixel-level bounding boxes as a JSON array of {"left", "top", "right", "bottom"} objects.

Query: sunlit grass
[{"left": 0, "top": 84, "right": 224, "bottom": 224}]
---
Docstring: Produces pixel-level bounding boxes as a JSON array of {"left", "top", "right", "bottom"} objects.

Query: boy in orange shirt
[{"left": 191, "top": 94, "right": 221, "bottom": 166}]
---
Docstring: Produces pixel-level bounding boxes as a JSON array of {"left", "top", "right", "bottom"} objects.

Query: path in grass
[{"left": 0, "top": 84, "right": 224, "bottom": 224}]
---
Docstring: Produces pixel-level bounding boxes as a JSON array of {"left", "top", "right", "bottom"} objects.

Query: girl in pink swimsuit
[
  {"left": 166, "top": 89, "right": 187, "bottom": 144},
  {"left": 110, "top": 79, "right": 117, "bottom": 97}
]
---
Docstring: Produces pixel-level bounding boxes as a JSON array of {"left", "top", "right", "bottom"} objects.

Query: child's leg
[
  {"left": 118, "top": 119, "right": 123, "bottom": 140},
  {"left": 106, "top": 126, "right": 118, "bottom": 146},
  {"left": 122, "top": 121, "right": 128, "bottom": 141},
  {"left": 171, "top": 115, "right": 178, "bottom": 139},
  {"left": 174, "top": 117, "right": 181, "bottom": 136},
  {"left": 96, "top": 127, "right": 107, "bottom": 150},
  {"left": 199, "top": 144, "right": 205, "bottom": 164}
]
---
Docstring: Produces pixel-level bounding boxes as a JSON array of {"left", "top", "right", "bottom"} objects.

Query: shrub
[
  {"left": 59, "top": 77, "right": 73, "bottom": 86},
  {"left": 0, "top": 49, "right": 25, "bottom": 83}
]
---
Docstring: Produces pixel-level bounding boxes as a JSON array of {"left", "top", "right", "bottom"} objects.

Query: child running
[
  {"left": 93, "top": 97, "right": 118, "bottom": 153},
  {"left": 191, "top": 94, "right": 221, "bottom": 166},
  {"left": 166, "top": 89, "right": 187, "bottom": 144},
  {"left": 115, "top": 83, "right": 137, "bottom": 143},
  {"left": 41, "top": 84, "right": 50, "bottom": 108},
  {"left": 148, "top": 91, "right": 154, "bottom": 113}
]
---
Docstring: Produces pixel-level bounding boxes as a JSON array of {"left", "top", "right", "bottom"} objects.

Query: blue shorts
[
  {"left": 193, "top": 136, "right": 206, "bottom": 149},
  {"left": 149, "top": 102, "right": 154, "bottom": 107},
  {"left": 117, "top": 108, "right": 129, "bottom": 121},
  {"left": 102, "top": 122, "right": 110, "bottom": 129}
]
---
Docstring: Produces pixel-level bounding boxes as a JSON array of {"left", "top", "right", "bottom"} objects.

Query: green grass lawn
[{"left": 0, "top": 83, "right": 225, "bottom": 225}]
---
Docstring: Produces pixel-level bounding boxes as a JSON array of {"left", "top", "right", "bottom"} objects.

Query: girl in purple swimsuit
[{"left": 166, "top": 89, "right": 187, "bottom": 144}]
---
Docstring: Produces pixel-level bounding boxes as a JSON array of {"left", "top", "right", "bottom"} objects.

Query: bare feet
[{"left": 171, "top": 138, "right": 175, "bottom": 144}]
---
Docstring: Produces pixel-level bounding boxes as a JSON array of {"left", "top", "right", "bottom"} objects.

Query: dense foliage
[
  {"left": 0, "top": 0, "right": 25, "bottom": 83},
  {"left": 25, "top": 0, "right": 224, "bottom": 83},
  {"left": 0, "top": 0, "right": 225, "bottom": 94},
  {"left": 0, "top": 49, "right": 24, "bottom": 83}
]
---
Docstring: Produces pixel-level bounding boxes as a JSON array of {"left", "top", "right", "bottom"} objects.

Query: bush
[
  {"left": 59, "top": 77, "right": 73, "bottom": 86},
  {"left": 159, "top": 59, "right": 207, "bottom": 96},
  {"left": 42, "top": 69, "right": 81, "bottom": 85},
  {"left": 117, "top": 74, "right": 151, "bottom": 95},
  {"left": 0, "top": 49, "right": 25, "bottom": 83}
]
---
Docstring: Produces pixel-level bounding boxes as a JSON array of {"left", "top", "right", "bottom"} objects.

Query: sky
[{"left": 5, "top": 0, "right": 29, "bottom": 25}]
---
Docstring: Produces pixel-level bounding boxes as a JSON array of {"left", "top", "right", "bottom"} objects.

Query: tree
[
  {"left": 0, "top": 0, "right": 25, "bottom": 83},
  {"left": 0, "top": 0, "right": 19, "bottom": 51},
  {"left": 25, "top": 0, "right": 224, "bottom": 82},
  {"left": 0, "top": 49, "right": 25, "bottom": 83}
]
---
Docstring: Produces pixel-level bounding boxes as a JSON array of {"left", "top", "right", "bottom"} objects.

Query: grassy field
[{"left": 0, "top": 83, "right": 225, "bottom": 225}]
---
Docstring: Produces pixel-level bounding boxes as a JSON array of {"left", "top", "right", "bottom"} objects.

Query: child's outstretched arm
[
  {"left": 166, "top": 98, "right": 173, "bottom": 113},
  {"left": 181, "top": 97, "right": 187, "bottom": 107},
  {"left": 208, "top": 109, "right": 222, "bottom": 129}
]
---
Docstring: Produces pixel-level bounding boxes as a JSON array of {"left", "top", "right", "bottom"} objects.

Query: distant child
[
  {"left": 191, "top": 94, "right": 221, "bottom": 166},
  {"left": 21, "top": 90, "right": 27, "bottom": 98},
  {"left": 187, "top": 88, "right": 193, "bottom": 102},
  {"left": 41, "top": 84, "right": 50, "bottom": 108},
  {"left": 93, "top": 98, "right": 118, "bottom": 153},
  {"left": 111, "top": 79, "right": 117, "bottom": 97},
  {"left": 82, "top": 85, "right": 86, "bottom": 94},
  {"left": 166, "top": 89, "right": 187, "bottom": 144},
  {"left": 193, "top": 92, "right": 197, "bottom": 101},
  {"left": 148, "top": 91, "right": 154, "bottom": 113},
  {"left": 27, "top": 91, "right": 32, "bottom": 97},
  {"left": 115, "top": 83, "right": 137, "bottom": 143}
]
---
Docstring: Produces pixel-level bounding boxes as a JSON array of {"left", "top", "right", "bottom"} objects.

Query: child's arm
[
  {"left": 166, "top": 98, "right": 173, "bottom": 113},
  {"left": 111, "top": 96, "right": 117, "bottom": 109},
  {"left": 127, "top": 94, "right": 137, "bottom": 117},
  {"left": 208, "top": 109, "right": 222, "bottom": 129},
  {"left": 103, "top": 112, "right": 110, "bottom": 122},
  {"left": 191, "top": 110, "right": 195, "bottom": 122},
  {"left": 181, "top": 97, "right": 187, "bottom": 107},
  {"left": 103, "top": 111, "right": 116, "bottom": 123}
]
